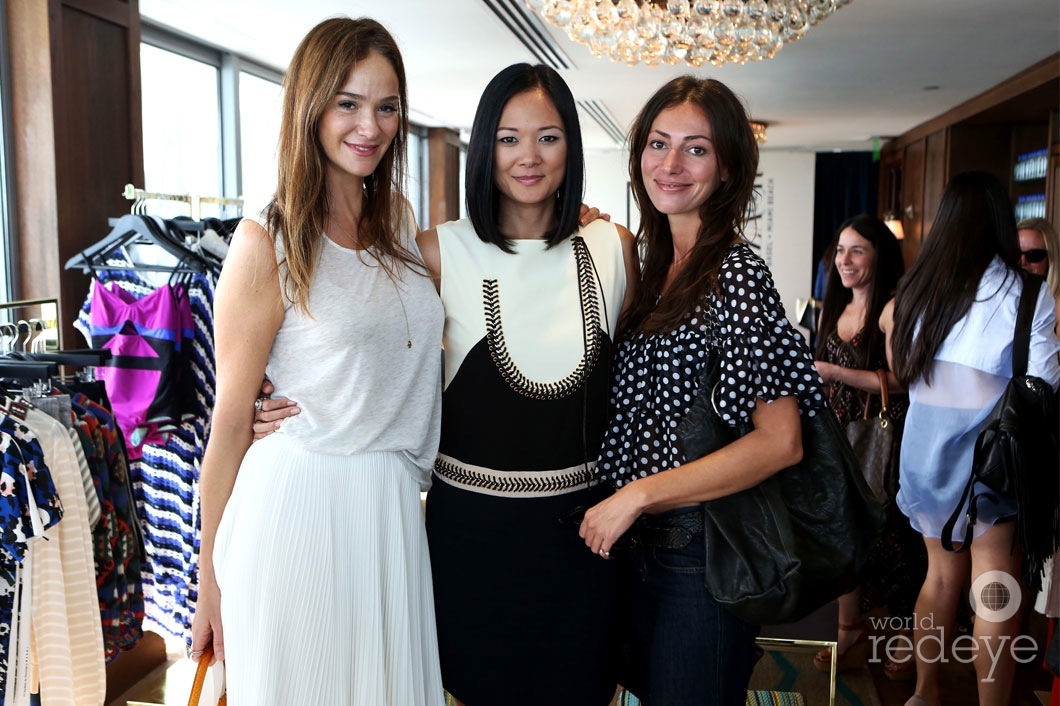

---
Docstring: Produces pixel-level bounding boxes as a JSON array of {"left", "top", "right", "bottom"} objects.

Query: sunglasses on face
[{"left": 1021, "top": 249, "right": 1048, "bottom": 264}]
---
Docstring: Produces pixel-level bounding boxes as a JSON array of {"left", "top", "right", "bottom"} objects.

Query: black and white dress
[{"left": 425, "top": 218, "right": 627, "bottom": 706}]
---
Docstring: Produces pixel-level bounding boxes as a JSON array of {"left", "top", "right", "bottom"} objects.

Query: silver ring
[{"left": 254, "top": 398, "right": 264, "bottom": 412}]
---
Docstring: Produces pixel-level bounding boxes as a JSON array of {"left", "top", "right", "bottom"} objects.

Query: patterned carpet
[{"left": 607, "top": 642, "right": 882, "bottom": 706}]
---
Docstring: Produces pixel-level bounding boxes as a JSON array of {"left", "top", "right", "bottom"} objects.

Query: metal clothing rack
[
  {"left": 0, "top": 298, "right": 60, "bottom": 353},
  {"left": 123, "top": 183, "right": 243, "bottom": 220}
]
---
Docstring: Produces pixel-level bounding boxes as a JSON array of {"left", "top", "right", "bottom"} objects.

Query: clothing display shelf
[{"left": 123, "top": 184, "right": 243, "bottom": 221}]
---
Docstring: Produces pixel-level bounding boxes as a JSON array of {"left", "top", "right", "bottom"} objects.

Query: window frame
[
  {"left": 0, "top": 0, "right": 17, "bottom": 301},
  {"left": 140, "top": 23, "right": 282, "bottom": 203},
  {"left": 139, "top": 23, "right": 431, "bottom": 226}
]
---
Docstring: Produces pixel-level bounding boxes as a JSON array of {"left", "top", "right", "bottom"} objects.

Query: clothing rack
[
  {"left": 123, "top": 183, "right": 243, "bottom": 220},
  {"left": 0, "top": 298, "right": 60, "bottom": 352}
]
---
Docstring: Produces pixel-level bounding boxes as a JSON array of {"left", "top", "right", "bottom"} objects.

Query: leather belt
[{"left": 632, "top": 509, "right": 704, "bottom": 549}]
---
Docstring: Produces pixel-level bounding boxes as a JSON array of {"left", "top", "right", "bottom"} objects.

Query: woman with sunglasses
[{"left": 1017, "top": 217, "right": 1060, "bottom": 325}]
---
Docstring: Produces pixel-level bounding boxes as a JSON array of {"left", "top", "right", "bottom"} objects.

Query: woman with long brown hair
[
  {"left": 811, "top": 214, "right": 924, "bottom": 680},
  {"left": 189, "top": 17, "right": 445, "bottom": 705},
  {"left": 579, "top": 76, "right": 827, "bottom": 705}
]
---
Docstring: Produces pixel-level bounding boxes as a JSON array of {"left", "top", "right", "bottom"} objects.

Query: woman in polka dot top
[{"left": 577, "top": 76, "right": 827, "bottom": 705}]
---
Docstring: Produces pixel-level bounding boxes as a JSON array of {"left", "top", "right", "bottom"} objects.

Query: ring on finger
[{"left": 254, "top": 398, "right": 264, "bottom": 412}]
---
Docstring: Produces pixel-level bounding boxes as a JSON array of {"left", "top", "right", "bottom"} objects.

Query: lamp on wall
[
  {"left": 882, "top": 212, "right": 904, "bottom": 240},
  {"left": 882, "top": 165, "right": 904, "bottom": 239},
  {"left": 750, "top": 120, "right": 768, "bottom": 144}
]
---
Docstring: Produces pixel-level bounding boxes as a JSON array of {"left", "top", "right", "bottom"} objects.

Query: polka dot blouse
[{"left": 599, "top": 242, "right": 826, "bottom": 488}]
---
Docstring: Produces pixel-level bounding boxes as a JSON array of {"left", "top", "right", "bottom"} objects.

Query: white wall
[
  {"left": 750, "top": 151, "right": 817, "bottom": 334},
  {"left": 584, "top": 149, "right": 637, "bottom": 234},
  {"left": 583, "top": 148, "right": 816, "bottom": 332}
]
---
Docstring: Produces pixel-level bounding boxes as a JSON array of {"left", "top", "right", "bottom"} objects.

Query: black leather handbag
[
  {"left": 677, "top": 349, "right": 885, "bottom": 626},
  {"left": 941, "top": 275, "right": 1060, "bottom": 589}
]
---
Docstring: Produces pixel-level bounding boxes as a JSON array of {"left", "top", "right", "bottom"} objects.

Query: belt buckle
[{"left": 666, "top": 526, "right": 693, "bottom": 549}]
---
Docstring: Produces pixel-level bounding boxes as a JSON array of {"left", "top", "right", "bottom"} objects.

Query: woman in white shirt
[{"left": 882, "top": 171, "right": 1060, "bottom": 706}]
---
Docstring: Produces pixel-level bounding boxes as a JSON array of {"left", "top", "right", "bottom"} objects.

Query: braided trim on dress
[{"left": 482, "top": 236, "right": 603, "bottom": 400}]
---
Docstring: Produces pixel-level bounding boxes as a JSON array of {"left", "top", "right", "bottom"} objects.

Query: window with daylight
[
  {"left": 140, "top": 42, "right": 223, "bottom": 217},
  {"left": 238, "top": 70, "right": 282, "bottom": 212}
]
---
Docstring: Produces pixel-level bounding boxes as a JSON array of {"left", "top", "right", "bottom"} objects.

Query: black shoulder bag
[
  {"left": 941, "top": 275, "right": 1060, "bottom": 588},
  {"left": 676, "top": 350, "right": 885, "bottom": 625}
]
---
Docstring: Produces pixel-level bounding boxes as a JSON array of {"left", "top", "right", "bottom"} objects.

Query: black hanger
[
  {"left": 30, "top": 348, "right": 112, "bottom": 368},
  {"left": 64, "top": 214, "right": 212, "bottom": 276}
]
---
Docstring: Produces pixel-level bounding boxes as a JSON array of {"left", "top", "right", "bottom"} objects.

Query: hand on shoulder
[{"left": 415, "top": 228, "right": 441, "bottom": 292}]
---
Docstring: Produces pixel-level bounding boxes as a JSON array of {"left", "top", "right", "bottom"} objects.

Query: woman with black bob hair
[
  {"left": 418, "top": 62, "right": 638, "bottom": 706},
  {"left": 883, "top": 171, "right": 1060, "bottom": 706},
  {"left": 579, "top": 76, "right": 827, "bottom": 705},
  {"left": 462, "top": 64, "right": 585, "bottom": 251}
]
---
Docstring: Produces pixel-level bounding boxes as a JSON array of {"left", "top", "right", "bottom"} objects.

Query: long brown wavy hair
[
  {"left": 620, "top": 77, "right": 759, "bottom": 337},
  {"left": 265, "top": 17, "right": 418, "bottom": 313}
]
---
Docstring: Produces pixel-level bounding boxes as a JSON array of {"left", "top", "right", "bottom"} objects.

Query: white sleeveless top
[
  {"left": 261, "top": 211, "right": 443, "bottom": 483},
  {"left": 436, "top": 218, "right": 626, "bottom": 391}
]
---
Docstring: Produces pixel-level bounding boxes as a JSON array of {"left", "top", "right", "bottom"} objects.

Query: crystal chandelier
[{"left": 525, "top": 0, "right": 853, "bottom": 67}]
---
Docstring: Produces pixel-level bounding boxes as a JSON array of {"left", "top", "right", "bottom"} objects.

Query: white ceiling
[{"left": 140, "top": 0, "right": 1060, "bottom": 153}]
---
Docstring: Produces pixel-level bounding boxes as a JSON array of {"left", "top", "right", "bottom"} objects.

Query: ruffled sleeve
[{"left": 711, "top": 244, "right": 826, "bottom": 427}]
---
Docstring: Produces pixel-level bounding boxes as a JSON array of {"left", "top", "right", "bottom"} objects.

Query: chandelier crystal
[{"left": 525, "top": 0, "right": 853, "bottom": 67}]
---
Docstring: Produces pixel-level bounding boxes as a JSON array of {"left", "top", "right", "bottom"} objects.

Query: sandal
[
  {"left": 903, "top": 696, "right": 937, "bottom": 706},
  {"left": 883, "top": 629, "right": 917, "bottom": 681},
  {"left": 813, "top": 621, "right": 870, "bottom": 673},
  {"left": 884, "top": 655, "right": 917, "bottom": 681}
]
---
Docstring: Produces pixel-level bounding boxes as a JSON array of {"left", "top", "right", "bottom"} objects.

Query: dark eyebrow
[
  {"left": 650, "top": 129, "right": 713, "bottom": 143},
  {"left": 497, "top": 124, "right": 565, "bottom": 132}
]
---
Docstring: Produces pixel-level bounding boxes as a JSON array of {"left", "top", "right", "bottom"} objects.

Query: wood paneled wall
[
  {"left": 7, "top": 0, "right": 144, "bottom": 349},
  {"left": 880, "top": 53, "right": 1060, "bottom": 263},
  {"left": 428, "top": 126, "right": 462, "bottom": 227},
  {"left": 6, "top": 0, "right": 165, "bottom": 698}
]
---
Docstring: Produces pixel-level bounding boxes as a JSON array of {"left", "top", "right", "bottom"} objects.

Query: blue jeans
[{"left": 619, "top": 510, "right": 760, "bottom": 706}]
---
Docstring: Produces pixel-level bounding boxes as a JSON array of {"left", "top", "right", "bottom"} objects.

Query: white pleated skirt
[{"left": 213, "top": 433, "right": 444, "bottom": 706}]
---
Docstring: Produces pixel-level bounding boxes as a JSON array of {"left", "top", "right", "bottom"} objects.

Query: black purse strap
[
  {"left": 940, "top": 273, "right": 1043, "bottom": 552},
  {"left": 1012, "top": 274, "right": 1044, "bottom": 378}
]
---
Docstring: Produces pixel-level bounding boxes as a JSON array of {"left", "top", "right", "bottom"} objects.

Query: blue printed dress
[{"left": 0, "top": 416, "right": 63, "bottom": 702}]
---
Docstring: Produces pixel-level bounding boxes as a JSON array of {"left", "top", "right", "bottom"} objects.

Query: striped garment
[
  {"left": 77, "top": 267, "right": 216, "bottom": 644},
  {"left": 24, "top": 408, "right": 105, "bottom": 705}
]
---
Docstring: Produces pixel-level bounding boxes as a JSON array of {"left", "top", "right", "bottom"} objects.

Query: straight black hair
[
  {"left": 814, "top": 214, "right": 905, "bottom": 368},
  {"left": 464, "top": 63, "right": 585, "bottom": 253},
  {"left": 891, "top": 171, "right": 1022, "bottom": 386}
]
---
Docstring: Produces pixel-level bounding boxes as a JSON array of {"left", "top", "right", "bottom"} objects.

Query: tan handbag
[
  {"left": 187, "top": 645, "right": 227, "bottom": 706},
  {"left": 844, "top": 369, "right": 898, "bottom": 505}
]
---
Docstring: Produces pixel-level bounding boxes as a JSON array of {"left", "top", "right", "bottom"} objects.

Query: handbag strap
[
  {"left": 941, "top": 458, "right": 980, "bottom": 553},
  {"left": 860, "top": 369, "right": 891, "bottom": 420},
  {"left": 1012, "top": 274, "right": 1044, "bottom": 378},
  {"left": 187, "top": 644, "right": 215, "bottom": 706},
  {"left": 941, "top": 274, "right": 1044, "bottom": 553}
]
